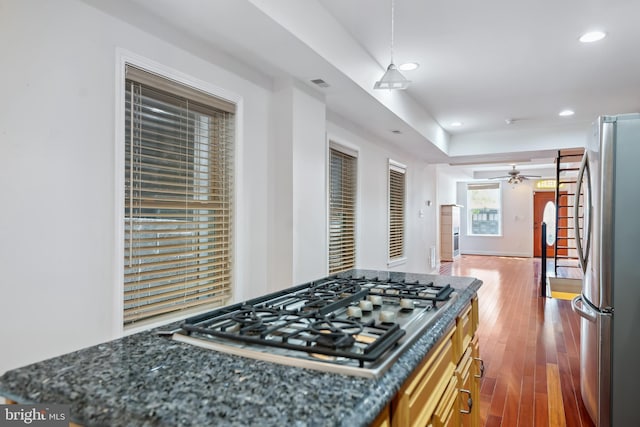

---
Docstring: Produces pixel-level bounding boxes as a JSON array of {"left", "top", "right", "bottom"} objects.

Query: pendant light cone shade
[
  {"left": 374, "top": 0, "right": 411, "bottom": 90},
  {"left": 374, "top": 63, "right": 411, "bottom": 90}
]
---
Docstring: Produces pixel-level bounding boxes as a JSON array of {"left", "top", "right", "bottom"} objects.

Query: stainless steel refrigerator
[{"left": 571, "top": 113, "right": 640, "bottom": 427}]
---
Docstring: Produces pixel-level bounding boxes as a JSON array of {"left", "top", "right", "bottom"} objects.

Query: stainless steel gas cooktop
[{"left": 160, "top": 273, "right": 458, "bottom": 378}]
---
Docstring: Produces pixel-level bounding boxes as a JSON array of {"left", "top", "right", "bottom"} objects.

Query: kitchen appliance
[
  {"left": 161, "top": 272, "right": 458, "bottom": 378},
  {"left": 571, "top": 113, "right": 640, "bottom": 427}
]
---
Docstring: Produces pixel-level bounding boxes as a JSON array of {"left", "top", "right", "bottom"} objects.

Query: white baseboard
[{"left": 460, "top": 250, "right": 532, "bottom": 258}]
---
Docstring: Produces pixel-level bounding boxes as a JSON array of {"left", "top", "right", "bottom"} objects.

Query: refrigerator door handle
[
  {"left": 574, "top": 153, "right": 592, "bottom": 273},
  {"left": 571, "top": 294, "right": 597, "bottom": 322}
]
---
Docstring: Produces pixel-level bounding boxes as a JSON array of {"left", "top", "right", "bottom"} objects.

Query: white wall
[
  {"left": 434, "top": 165, "right": 473, "bottom": 263},
  {"left": 327, "top": 118, "right": 439, "bottom": 274},
  {"left": 405, "top": 164, "right": 439, "bottom": 273},
  {"left": 0, "top": 0, "right": 441, "bottom": 375},
  {"left": 268, "top": 80, "right": 294, "bottom": 292},
  {"left": 457, "top": 180, "right": 534, "bottom": 257},
  {"left": 267, "top": 79, "right": 329, "bottom": 290},
  {"left": 292, "top": 83, "right": 328, "bottom": 284},
  {"left": 449, "top": 123, "right": 588, "bottom": 157},
  {"left": 0, "top": 0, "right": 271, "bottom": 374}
]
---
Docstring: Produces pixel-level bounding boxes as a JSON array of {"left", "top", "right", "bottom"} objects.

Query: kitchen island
[{"left": 0, "top": 270, "right": 481, "bottom": 426}]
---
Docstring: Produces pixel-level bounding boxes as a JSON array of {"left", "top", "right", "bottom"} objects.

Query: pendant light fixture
[{"left": 374, "top": 0, "right": 411, "bottom": 90}]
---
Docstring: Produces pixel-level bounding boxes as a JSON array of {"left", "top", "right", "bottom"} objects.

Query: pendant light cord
[{"left": 390, "top": 0, "right": 395, "bottom": 64}]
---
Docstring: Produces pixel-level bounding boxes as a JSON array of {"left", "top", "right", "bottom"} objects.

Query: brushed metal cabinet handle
[
  {"left": 460, "top": 388, "right": 473, "bottom": 414},
  {"left": 474, "top": 357, "right": 485, "bottom": 378}
]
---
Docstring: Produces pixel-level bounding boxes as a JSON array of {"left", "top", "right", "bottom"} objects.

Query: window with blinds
[
  {"left": 124, "top": 65, "right": 235, "bottom": 326},
  {"left": 328, "top": 146, "right": 357, "bottom": 274},
  {"left": 388, "top": 161, "right": 406, "bottom": 261}
]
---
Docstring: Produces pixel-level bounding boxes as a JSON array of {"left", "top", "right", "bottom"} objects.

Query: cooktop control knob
[
  {"left": 379, "top": 310, "right": 396, "bottom": 323},
  {"left": 347, "top": 306, "right": 363, "bottom": 319},
  {"left": 399, "top": 298, "right": 415, "bottom": 311},
  {"left": 359, "top": 300, "right": 373, "bottom": 312},
  {"left": 368, "top": 295, "right": 383, "bottom": 307}
]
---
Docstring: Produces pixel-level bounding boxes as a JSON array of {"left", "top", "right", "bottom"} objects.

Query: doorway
[{"left": 533, "top": 191, "right": 567, "bottom": 257}]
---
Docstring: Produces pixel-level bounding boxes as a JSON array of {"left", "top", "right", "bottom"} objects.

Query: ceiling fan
[{"left": 489, "top": 165, "right": 541, "bottom": 184}]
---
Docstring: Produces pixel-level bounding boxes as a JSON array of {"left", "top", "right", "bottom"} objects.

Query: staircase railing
[{"left": 553, "top": 149, "right": 584, "bottom": 276}]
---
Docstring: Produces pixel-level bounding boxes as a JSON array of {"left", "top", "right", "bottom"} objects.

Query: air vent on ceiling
[{"left": 310, "top": 78, "right": 330, "bottom": 88}]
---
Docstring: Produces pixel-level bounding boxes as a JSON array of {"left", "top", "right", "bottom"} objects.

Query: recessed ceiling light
[
  {"left": 450, "top": 121, "right": 463, "bottom": 127},
  {"left": 579, "top": 31, "right": 607, "bottom": 43},
  {"left": 398, "top": 62, "right": 420, "bottom": 71},
  {"left": 559, "top": 109, "right": 575, "bottom": 117}
]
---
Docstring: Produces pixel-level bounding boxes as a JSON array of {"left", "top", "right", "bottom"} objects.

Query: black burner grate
[{"left": 178, "top": 275, "right": 454, "bottom": 367}]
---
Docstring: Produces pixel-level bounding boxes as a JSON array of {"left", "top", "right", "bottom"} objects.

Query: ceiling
[
  {"left": 320, "top": 0, "right": 640, "bottom": 134},
  {"left": 86, "top": 0, "right": 640, "bottom": 175}
]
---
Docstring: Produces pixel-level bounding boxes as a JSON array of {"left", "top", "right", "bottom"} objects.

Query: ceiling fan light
[{"left": 374, "top": 63, "right": 411, "bottom": 90}]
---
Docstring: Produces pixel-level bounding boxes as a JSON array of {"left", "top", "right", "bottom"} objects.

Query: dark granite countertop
[{"left": 0, "top": 270, "right": 481, "bottom": 427}]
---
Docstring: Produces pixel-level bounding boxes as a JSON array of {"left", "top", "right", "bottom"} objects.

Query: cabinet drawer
[
  {"left": 431, "top": 376, "right": 460, "bottom": 427},
  {"left": 455, "top": 346, "right": 473, "bottom": 383},
  {"left": 454, "top": 303, "right": 473, "bottom": 361},
  {"left": 471, "top": 295, "right": 479, "bottom": 336},
  {"left": 392, "top": 327, "right": 456, "bottom": 427}
]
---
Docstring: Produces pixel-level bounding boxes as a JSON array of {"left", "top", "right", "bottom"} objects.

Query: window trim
[
  {"left": 387, "top": 159, "right": 407, "bottom": 267},
  {"left": 327, "top": 141, "right": 358, "bottom": 274},
  {"left": 115, "top": 50, "right": 242, "bottom": 336},
  {"left": 466, "top": 181, "right": 503, "bottom": 237}
]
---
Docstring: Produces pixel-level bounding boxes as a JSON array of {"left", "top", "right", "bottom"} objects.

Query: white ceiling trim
[{"left": 248, "top": 0, "right": 449, "bottom": 157}]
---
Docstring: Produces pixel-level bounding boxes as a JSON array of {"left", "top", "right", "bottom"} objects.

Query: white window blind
[
  {"left": 388, "top": 161, "right": 406, "bottom": 260},
  {"left": 328, "top": 146, "right": 357, "bottom": 274},
  {"left": 124, "top": 65, "right": 235, "bottom": 326}
]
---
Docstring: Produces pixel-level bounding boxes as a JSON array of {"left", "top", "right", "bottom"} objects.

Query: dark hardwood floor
[{"left": 439, "top": 255, "right": 594, "bottom": 427}]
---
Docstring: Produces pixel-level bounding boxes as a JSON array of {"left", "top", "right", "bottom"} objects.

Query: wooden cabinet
[
  {"left": 453, "top": 297, "right": 481, "bottom": 427},
  {"left": 391, "top": 328, "right": 457, "bottom": 426},
  {"left": 470, "top": 335, "right": 482, "bottom": 427},
  {"left": 381, "top": 294, "right": 481, "bottom": 427},
  {"left": 371, "top": 404, "right": 391, "bottom": 427},
  {"left": 432, "top": 376, "right": 460, "bottom": 427},
  {"left": 440, "top": 205, "right": 461, "bottom": 261},
  {"left": 456, "top": 347, "right": 475, "bottom": 427}
]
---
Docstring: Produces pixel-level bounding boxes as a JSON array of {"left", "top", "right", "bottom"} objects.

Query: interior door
[{"left": 533, "top": 192, "right": 558, "bottom": 257}]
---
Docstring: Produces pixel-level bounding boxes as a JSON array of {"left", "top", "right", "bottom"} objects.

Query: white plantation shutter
[
  {"left": 328, "top": 146, "right": 357, "bottom": 274},
  {"left": 124, "top": 65, "right": 234, "bottom": 326},
  {"left": 388, "top": 161, "right": 406, "bottom": 260}
]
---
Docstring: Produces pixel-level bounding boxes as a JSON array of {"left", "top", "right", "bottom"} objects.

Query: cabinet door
[
  {"left": 459, "top": 367, "right": 474, "bottom": 427},
  {"left": 471, "top": 335, "right": 482, "bottom": 427},
  {"left": 432, "top": 376, "right": 460, "bottom": 427},
  {"left": 456, "top": 347, "right": 475, "bottom": 427},
  {"left": 454, "top": 303, "right": 473, "bottom": 360},
  {"left": 370, "top": 404, "right": 391, "bottom": 427},
  {"left": 392, "top": 328, "right": 456, "bottom": 427}
]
